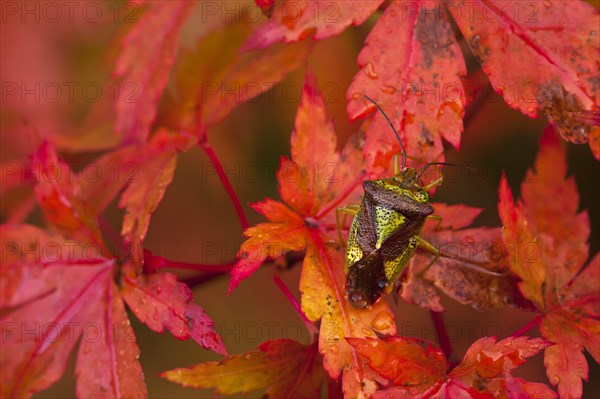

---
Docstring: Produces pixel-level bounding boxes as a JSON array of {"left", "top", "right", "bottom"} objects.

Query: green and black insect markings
[
  {"left": 343, "top": 166, "right": 437, "bottom": 309},
  {"left": 340, "top": 95, "right": 494, "bottom": 309}
]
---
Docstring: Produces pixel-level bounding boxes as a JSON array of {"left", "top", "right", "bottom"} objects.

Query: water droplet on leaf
[
  {"left": 381, "top": 84, "right": 396, "bottom": 94},
  {"left": 371, "top": 311, "right": 393, "bottom": 331},
  {"left": 365, "top": 63, "right": 379, "bottom": 79}
]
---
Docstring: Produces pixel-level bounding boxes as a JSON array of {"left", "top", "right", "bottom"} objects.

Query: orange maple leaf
[
  {"left": 498, "top": 128, "right": 599, "bottom": 398},
  {"left": 349, "top": 336, "right": 556, "bottom": 398},
  {"left": 162, "top": 339, "right": 325, "bottom": 397},
  {"left": 228, "top": 71, "right": 398, "bottom": 398}
]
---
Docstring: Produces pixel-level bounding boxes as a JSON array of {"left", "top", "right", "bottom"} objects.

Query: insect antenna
[
  {"left": 363, "top": 95, "right": 406, "bottom": 171},
  {"left": 437, "top": 252, "right": 503, "bottom": 276},
  {"left": 416, "top": 162, "right": 475, "bottom": 181}
]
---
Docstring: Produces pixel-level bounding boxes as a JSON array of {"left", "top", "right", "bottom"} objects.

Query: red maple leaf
[
  {"left": 0, "top": 140, "right": 225, "bottom": 398},
  {"left": 243, "top": 0, "right": 384, "bottom": 50},
  {"left": 343, "top": 0, "right": 598, "bottom": 170},
  {"left": 348, "top": 336, "right": 556, "bottom": 398},
  {"left": 228, "top": 71, "right": 397, "bottom": 398},
  {"left": 0, "top": 225, "right": 147, "bottom": 398},
  {"left": 347, "top": 0, "right": 466, "bottom": 170},
  {"left": 449, "top": 0, "right": 600, "bottom": 159},
  {"left": 498, "top": 127, "right": 599, "bottom": 398},
  {"left": 162, "top": 339, "right": 325, "bottom": 397},
  {"left": 162, "top": 19, "right": 311, "bottom": 130},
  {"left": 228, "top": 70, "right": 364, "bottom": 292},
  {"left": 114, "top": 0, "right": 195, "bottom": 144},
  {"left": 401, "top": 203, "right": 520, "bottom": 312}
]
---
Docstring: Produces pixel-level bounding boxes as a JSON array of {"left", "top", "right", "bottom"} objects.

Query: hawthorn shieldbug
[{"left": 338, "top": 96, "right": 498, "bottom": 309}]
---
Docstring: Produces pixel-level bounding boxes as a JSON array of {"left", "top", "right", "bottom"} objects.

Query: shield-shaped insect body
[
  {"left": 343, "top": 97, "right": 501, "bottom": 308},
  {"left": 345, "top": 168, "right": 434, "bottom": 309}
]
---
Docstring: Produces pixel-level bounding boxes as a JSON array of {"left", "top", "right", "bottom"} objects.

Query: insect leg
[
  {"left": 393, "top": 154, "right": 401, "bottom": 175},
  {"left": 336, "top": 205, "right": 360, "bottom": 246},
  {"left": 422, "top": 175, "right": 444, "bottom": 191},
  {"left": 417, "top": 237, "right": 503, "bottom": 276},
  {"left": 426, "top": 214, "right": 443, "bottom": 230},
  {"left": 416, "top": 237, "right": 441, "bottom": 276}
]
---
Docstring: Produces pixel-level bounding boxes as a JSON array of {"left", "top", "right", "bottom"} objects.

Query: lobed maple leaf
[
  {"left": 347, "top": 0, "right": 466, "bottom": 170},
  {"left": 0, "top": 225, "right": 144, "bottom": 398},
  {"left": 26, "top": 128, "right": 196, "bottom": 265},
  {"left": 243, "top": 0, "right": 384, "bottom": 50},
  {"left": 121, "top": 271, "right": 225, "bottom": 353},
  {"left": 401, "top": 203, "right": 519, "bottom": 312},
  {"left": 114, "top": 0, "right": 195, "bottom": 144},
  {"left": 74, "top": 280, "right": 147, "bottom": 398},
  {"left": 164, "top": 19, "right": 311, "bottom": 130},
  {"left": 0, "top": 140, "right": 224, "bottom": 398},
  {"left": 498, "top": 128, "right": 599, "bottom": 398},
  {"left": 35, "top": 129, "right": 196, "bottom": 257},
  {"left": 162, "top": 339, "right": 325, "bottom": 397},
  {"left": 448, "top": 0, "right": 600, "bottom": 159},
  {"left": 228, "top": 71, "right": 397, "bottom": 398},
  {"left": 300, "top": 232, "right": 397, "bottom": 397},
  {"left": 0, "top": 225, "right": 65, "bottom": 308},
  {"left": 228, "top": 70, "right": 363, "bottom": 292},
  {"left": 348, "top": 336, "right": 555, "bottom": 398},
  {"left": 343, "top": 0, "right": 598, "bottom": 168},
  {"left": 227, "top": 198, "right": 307, "bottom": 293}
]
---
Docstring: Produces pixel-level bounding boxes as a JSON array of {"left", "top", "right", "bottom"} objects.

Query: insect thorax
[{"left": 363, "top": 172, "right": 431, "bottom": 210}]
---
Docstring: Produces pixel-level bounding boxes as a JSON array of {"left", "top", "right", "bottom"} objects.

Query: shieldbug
[{"left": 339, "top": 96, "right": 498, "bottom": 309}]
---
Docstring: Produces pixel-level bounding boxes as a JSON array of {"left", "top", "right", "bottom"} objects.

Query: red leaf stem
[
  {"left": 272, "top": 275, "right": 318, "bottom": 338},
  {"left": 197, "top": 136, "right": 249, "bottom": 231},
  {"left": 512, "top": 315, "right": 543, "bottom": 338},
  {"left": 143, "top": 249, "right": 235, "bottom": 274},
  {"left": 430, "top": 310, "right": 457, "bottom": 369}
]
